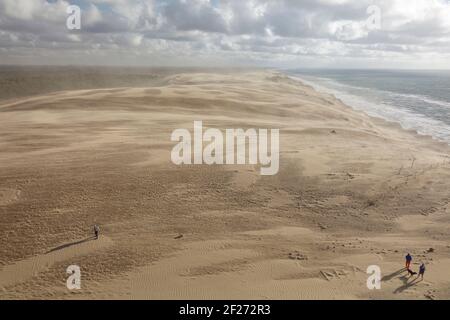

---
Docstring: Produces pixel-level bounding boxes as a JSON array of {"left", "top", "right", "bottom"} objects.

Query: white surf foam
[{"left": 290, "top": 75, "right": 450, "bottom": 144}]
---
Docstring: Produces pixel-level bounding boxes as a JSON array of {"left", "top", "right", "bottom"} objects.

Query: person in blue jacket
[{"left": 405, "top": 253, "right": 412, "bottom": 269}]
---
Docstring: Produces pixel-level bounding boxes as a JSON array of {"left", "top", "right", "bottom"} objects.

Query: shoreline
[
  {"left": 285, "top": 72, "right": 450, "bottom": 153},
  {"left": 286, "top": 72, "right": 450, "bottom": 148}
]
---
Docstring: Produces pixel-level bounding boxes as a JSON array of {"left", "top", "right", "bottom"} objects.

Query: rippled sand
[{"left": 1, "top": 70, "right": 450, "bottom": 299}]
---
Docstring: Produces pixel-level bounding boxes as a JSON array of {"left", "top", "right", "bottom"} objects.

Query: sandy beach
[{"left": 1, "top": 69, "right": 449, "bottom": 299}]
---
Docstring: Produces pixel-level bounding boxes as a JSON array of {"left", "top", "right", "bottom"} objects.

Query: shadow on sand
[
  {"left": 46, "top": 236, "right": 96, "bottom": 253},
  {"left": 393, "top": 275, "right": 423, "bottom": 294},
  {"left": 381, "top": 268, "right": 406, "bottom": 281}
]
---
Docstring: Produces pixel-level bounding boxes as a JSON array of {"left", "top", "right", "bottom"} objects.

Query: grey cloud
[{"left": 0, "top": 0, "right": 449, "bottom": 68}]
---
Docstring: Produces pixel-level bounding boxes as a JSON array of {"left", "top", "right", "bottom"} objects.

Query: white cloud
[
  {"left": 0, "top": 0, "right": 449, "bottom": 68},
  {"left": 2, "top": 0, "right": 40, "bottom": 20},
  {"left": 84, "top": 4, "right": 103, "bottom": 26}
]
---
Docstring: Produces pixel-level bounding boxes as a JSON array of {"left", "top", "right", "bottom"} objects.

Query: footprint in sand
[
  {"left": 0, "top": 188, "right": 21, "bottom": 206},
  {"left": 288, "top": 251, "right": 308, "bottom": 260},
  {"left": 320, "top": 269, "right": 350, "bottom": 281}
]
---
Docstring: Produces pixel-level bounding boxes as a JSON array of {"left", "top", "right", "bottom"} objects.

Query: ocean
[{"left": 287, "top": 69, "right": 450, "bottom": 144}]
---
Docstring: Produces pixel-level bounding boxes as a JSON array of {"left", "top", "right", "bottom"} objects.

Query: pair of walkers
[{"left": 405, "top": 253, "right": 425, "bottom": 280}]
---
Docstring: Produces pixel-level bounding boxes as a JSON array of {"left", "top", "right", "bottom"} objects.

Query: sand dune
[
  {"left": 0, "top": 236, "right": 112, "bottom": 288},
  {"left": 1, "top": 70, "right": 449, "bottom": 299}
]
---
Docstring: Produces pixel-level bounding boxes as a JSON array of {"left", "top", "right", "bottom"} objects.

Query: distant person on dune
[
  {"left": 418, "top": 263, "right": 426, "bottom": 280},
  {"left": 94, "top": 225, "right": 100, "bottom": 240},
  {"left": 405, "top": 253, "right": 412, "bottom": 269}
]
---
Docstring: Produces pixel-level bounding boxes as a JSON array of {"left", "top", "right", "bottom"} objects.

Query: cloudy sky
[{"left": 0, "top": 0, "right": 449, "bottom": 69}]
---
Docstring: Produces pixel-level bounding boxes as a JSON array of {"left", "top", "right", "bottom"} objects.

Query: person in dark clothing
[
  {"left": 418, "top": 263, "right": 426, "bottom": 280},
  {"left": 94, "top": 225, "right": 100, "bottom": 240},
  {"left": 405, "top": 253, "right": 412, "bottom": 269}
]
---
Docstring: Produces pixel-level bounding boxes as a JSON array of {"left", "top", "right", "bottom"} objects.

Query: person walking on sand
[
  {"left": 405, "top": 253, "right": 412, "bottom": 269},
  {"left": 418, "top": 263, "right": 426, "bottom": 280},
  {"left": 94, "top": 224, "right": 100, "bottom": 240}
]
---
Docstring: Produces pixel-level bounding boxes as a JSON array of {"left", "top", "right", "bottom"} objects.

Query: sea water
[{"left": 288, "top": 69, "right": 450, "bottom": 144}]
